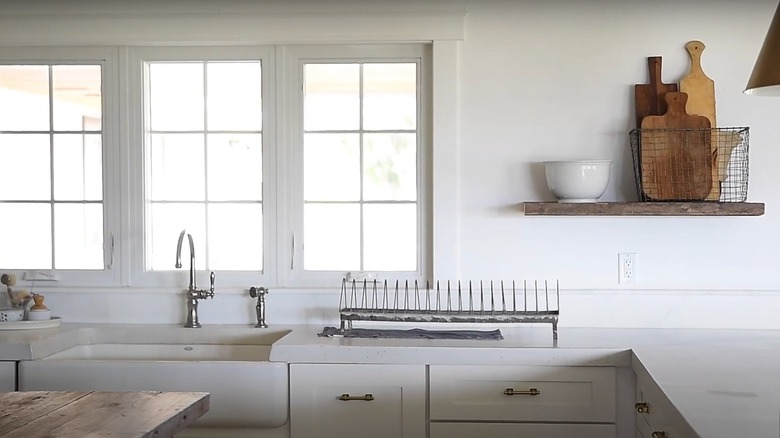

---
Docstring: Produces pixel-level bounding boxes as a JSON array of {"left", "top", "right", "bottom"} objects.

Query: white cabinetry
[
  {"left": 432, "top": 423, "right": 615, "bottom": 438},
  {"left": 429, "top": 365, "right": 617, "bottom": 438},
  {"left": 0, "top": 361, "right": 15, "bottom": 391},
  {"left": 289, "top": 364, "right": 425, "bottom": 438},
  {"left": 635, "top": 368, "right": 696, "bottom": 438}
]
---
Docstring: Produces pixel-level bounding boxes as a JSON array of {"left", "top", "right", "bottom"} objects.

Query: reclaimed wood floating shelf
[{"left": 523, "top": 202, "right": 765, "bottom": 216}]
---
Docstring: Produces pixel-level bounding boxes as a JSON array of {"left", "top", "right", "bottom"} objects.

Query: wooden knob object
[{"left": 31, "top": 293, "right": 48, "bottom": 311}]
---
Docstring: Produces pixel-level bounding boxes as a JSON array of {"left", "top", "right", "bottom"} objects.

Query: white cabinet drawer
[
  {"left": 290, "top": 363, "right": 425, "bottom": 438},
  {"left": 431, "top": 422, "right": 616, "bottom": 438},
  {"left": 430, "top": 365, "right": 616, "bottom": 423}
]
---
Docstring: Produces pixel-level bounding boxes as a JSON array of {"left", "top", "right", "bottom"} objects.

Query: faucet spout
[{"left": 175, "top": 229, "right": 196, "bottom": 290}]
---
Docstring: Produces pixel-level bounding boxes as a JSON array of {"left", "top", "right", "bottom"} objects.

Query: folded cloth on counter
[{"left": 318, "top": 326, "right": 503, "bottom": 340}]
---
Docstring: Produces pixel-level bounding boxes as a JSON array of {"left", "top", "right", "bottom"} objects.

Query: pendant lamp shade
[{"left": 746, "top": 1, "right": 780, "bottom": 95}]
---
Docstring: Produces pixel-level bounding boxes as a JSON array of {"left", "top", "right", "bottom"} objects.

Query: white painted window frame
[
  {"left": 125, "top": 46, "right": 277, "bottom": 289},
  {"left": 0, "top": 46, "right": 121, "bottom": 287},
  {"left": 279, "top": 44, "right": 432, "bottom": 288}
]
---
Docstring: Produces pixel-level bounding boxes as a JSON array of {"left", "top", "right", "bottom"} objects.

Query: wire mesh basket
[{"left": 629, "top": 127, "right": 749, "bottom": 202}]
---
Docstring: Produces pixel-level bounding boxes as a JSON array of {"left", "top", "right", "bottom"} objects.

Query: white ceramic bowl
[
  {"left": 0, "top": 308, "right": 25, "bottom": 322},
  {"left": 544, "top": 160, "right": 612, "bottom": 203}
]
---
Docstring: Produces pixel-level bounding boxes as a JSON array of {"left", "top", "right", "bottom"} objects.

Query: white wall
[
  {"left": 457, "top": 0, "right": 780, "bottom": 289},
  {"left": 4, "top": 0, "right": 780, "bottom": 329}
]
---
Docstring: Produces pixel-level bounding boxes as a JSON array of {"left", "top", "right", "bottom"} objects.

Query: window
[
  {"left": 0, "top": 44, "right": 430, "bottom": 289},
  {"left": 133, "top": 45, "right": 429, "bottom": 288},
  {"left": 128, "top": 46, "right": 274, "bottom": 288},
  {"left": 145, "top": 61, "right": 264, "bottom": 272},
  {"left": 285, "top": 45, "right": 430, "bottom": 285},
  {"left": 0, "top": 61, "right": 106, "bottom": 272},
  {"left": 302, "top": 63, "right": 419, "bottom": 271}
]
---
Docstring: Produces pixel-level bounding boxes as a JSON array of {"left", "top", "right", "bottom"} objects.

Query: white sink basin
[
  {"left": 19, "top": 327, "right": 292, "bottom": 429},
  {"left": 44, "top": 343, "right": 271, "bottom": 361}
]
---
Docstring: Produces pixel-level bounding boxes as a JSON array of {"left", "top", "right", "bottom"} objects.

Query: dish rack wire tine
[{"left": 500, "top": 281, "right": 506, "bottom": 312}]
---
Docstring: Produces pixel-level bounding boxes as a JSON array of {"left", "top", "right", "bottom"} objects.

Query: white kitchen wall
[{"left": 3, "top": 0, "right": 780, "bottom": 329}]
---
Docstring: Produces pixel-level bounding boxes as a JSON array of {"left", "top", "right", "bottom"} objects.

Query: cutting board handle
[
  {"left": 647, "top": 57, "right": 662, "bottom": 85},
  {"left": 685, "top": 41, "right": 706, "bottom": 77},
  {"left": 664, "top": 91, "right": 688, "bottom": 117}
]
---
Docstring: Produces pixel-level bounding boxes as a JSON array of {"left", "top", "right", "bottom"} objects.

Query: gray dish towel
[{"left": 318, "top": 326, "right": 503, "bottom": 340}]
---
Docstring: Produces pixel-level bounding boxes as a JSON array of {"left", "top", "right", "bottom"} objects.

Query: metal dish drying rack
[{"left": 338, "top": 279, "right": 560, "bottom": 340}]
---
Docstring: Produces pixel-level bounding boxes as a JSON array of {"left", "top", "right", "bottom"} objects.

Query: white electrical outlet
[{"left": 618, "top": 253, "right": 637, "bottom": 285}]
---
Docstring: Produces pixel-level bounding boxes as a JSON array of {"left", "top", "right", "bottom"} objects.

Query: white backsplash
[{"left": 30, "top": 287, "right": 780, "bottom": 330}]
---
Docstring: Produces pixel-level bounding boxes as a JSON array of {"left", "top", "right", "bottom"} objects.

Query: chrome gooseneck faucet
[{"left": 175, "top": 229, "right": 215, "bottom": 328}]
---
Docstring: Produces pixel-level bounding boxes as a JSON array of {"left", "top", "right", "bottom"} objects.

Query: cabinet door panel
[
  {"left": 431, "top": 422, "right": 616, "bottom": 438},
  {"left": 290, "top": 363, "right": 425, "bottom": 438},
  {"left": 636, "top": 411, "right": 654, "bottom": 438},
  {"left": 430, "top": 365, "right": 616, "bottom": 423},
  {"left": 0, "top": 361, "right": 15, "bottom": 391},
  {"left": 636, "top": 369, "right": 696, "bottom": 437}
]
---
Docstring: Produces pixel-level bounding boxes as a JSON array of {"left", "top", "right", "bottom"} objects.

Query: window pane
[
  {"left": 150, "top": 203, "right": 206, "bottom": 271},
  {"left": 207, "top": 62, "right": 262, "bottom": 131},
  {"left": 304, "top": 133, "right": 359, "bottom": 201},
  {"left": 364, "top": 204, "right": 416, "bottom": 271},
  {"left": 149, "top": 63, "right": 204, "bottom": 131},
  {"left": 304, "top": 203, "right": 359, "bottom": 270},
  {"left": 150, "top": 133, "right": 205, "bottom": 201},
  {"left": 207, "top": 204, "right": 262, "bottom": 270},
  {"left": 363, "top": 133, "right": 417, "bottom": 201},
  {"left": 54, "top": 134, "right": 102, "bottom": 201},
  {"left": 304, "top": 64, "right": 359, "bottom": 131},
  {"left": 0, "top": 134, "right": 51, "bottom": 201},
  {"left": 0, "top": 203, "right": 52, "bottom": 269},
  {"left": 207, "top": 134, "right": 262, "bottom": 201},
  {"left": 363, "top": 63, "right": 416, "bottom": 130},
  {"left": 0, "top": 65, "right": 50, "bottom": 131},
  {"left": 53, "top": 65, "right": 102, "bottom": 131},
  {"left": 54, "top": 203, "right": 103, "bottom": 269}
]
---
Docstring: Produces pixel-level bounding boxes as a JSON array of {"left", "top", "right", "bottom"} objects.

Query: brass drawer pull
[
  {"left": 635, "top": 402, "right": 650, "bottom": 413},
  {"left": 651, "top": 432, "right": 667, "bottom": 438},
  {"left": 338, "top": 393, "right": 374, "bottom": 401},
  {"left": 504, "top": 387, "right": 540, "bottom": 396}
]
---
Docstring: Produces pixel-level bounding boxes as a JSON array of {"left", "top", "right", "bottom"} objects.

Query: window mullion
[
  {"left": 202, "top": 61, "right": 210, "bottom": 270},
  {"left": 358, "top": 62, "right": 365, "bottom": 272},
  {"left": 48, "top": 65, "right": 56, "bottom": 270}
]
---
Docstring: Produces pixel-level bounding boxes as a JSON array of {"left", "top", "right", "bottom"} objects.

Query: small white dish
[
  {"left": 0, "top": 316, "right": 61, "bottom": 330},
  {"left": 27, "top": 309, "right": 51, "bottom": 321}
]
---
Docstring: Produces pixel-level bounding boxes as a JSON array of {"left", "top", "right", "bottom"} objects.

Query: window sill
[{"left": 522, "top": 201, "right": 765, "bottom": 216}]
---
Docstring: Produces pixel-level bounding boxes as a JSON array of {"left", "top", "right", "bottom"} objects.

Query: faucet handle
[{"left": 207, "top": 271, "right": 215, "bottom": 297}]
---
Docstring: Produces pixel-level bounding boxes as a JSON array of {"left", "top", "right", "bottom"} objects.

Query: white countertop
[{"left": 2, "top": 323, "right": 779, "bottom": 438}]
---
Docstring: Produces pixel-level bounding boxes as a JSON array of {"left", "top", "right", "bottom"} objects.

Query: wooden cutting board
[
  {"left": 680, "top": 40, "right": 720, "bottom": 199},
  {"left": 640, "top": 92, "right": 712, "bottom": 201},
  {"left": 634, "top": 56, "right": 678, "bottom": 129}
]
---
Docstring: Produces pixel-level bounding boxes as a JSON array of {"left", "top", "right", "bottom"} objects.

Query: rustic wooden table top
[{"left": 0, "top": 390, "right": 209, "bottom": 438}]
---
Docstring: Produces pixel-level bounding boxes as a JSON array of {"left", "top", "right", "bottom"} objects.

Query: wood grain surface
[
  {"left": 640, "top": 92, "right": 712, "bottom": 201},
  {"left": 680, "top": 40, "right": 720, "bottom": 199},
  {"left": 0, "top": 391, "right": 209, "bottom": 438},
  {"left": 634, "top": 56, "right": 678, "bottom": 129},
  {"left": 522, "top": 202, "right": 765, "bottom": 216}
]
